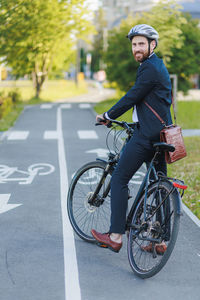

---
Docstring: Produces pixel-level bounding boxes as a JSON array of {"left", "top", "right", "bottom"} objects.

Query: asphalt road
[{"left": 0, "top": 102, "right": 199, "bottom": 300}]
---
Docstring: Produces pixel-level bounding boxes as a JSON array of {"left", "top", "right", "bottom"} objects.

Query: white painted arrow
[
  {"left": 86, "top": 148, "right": 109, "bottom": 158},
  {"left": 0, "top": 194, "right": 22, "bottom": 214}
]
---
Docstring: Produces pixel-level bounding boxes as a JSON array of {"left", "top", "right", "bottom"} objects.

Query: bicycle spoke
[{"left": 67, "top": 162, "right": 112, "bottom": 241}]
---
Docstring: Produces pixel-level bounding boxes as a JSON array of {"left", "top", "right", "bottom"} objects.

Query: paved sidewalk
[
  {"left": 178, "top": 89, "right": 200, "bottom": 101},
  {"left": 182, "top": 129, "right": 200, "bottom": 137}
]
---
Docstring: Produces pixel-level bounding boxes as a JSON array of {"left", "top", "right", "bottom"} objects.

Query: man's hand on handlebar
[{"left": 95, "top": 114, "right": 111, "bottom": 126}]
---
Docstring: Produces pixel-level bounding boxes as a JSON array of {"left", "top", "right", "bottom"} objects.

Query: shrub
[
  {"left": 0, "top": 94, "right": 13, "bottom": 119},
  {"left": 8, "top": 89, "right": 21, "bottom": 103}
]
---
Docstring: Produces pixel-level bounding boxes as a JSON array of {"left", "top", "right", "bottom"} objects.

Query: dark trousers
[{"left": 109, "top": 127, "right": 166, "bottom": 234}]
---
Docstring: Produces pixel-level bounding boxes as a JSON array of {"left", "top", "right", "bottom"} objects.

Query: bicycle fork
[{"left": 88, "top": 163, "right": 112, "bottom": 206}]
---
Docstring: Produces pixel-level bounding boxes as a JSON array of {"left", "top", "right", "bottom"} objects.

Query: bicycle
[{"left": 67, "top": 119, "right": 187, "bottom": 278}]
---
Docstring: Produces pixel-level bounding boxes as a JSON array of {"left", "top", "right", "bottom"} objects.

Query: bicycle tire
[
  {"left": 127, "top": 180, "right": 180, "bottom": 279},
  {"left": 67, "top": 160, "right": 112, "bottom": 242}
]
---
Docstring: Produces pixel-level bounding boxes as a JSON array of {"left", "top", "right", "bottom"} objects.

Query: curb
[{"left": 182, "top": 202, "right": 200, "bottom": 227}]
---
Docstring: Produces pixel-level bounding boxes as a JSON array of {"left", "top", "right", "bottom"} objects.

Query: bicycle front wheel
[
  {"left": 67, "top": 161, "right": 112, "bottom": 242},
  {"left": 128, "top": 180, "right": 180, "bottom": 278}
]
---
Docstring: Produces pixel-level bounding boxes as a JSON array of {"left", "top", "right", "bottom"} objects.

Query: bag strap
[
  {"left": 144, "top": 91, "right": 176, "bottom": 126},
  {"left": 144, "top": 93, "right": 176, "bottom": 126},
  {"left": 144, "top": 101, "right": 166, "bottom": 126}
]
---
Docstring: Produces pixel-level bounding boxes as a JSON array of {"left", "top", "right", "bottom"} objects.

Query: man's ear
[{"left": 151, "top": 40, "right": 156, "bottom": 50}]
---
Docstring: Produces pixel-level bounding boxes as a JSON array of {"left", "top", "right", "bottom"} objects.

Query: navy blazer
[{"left": 107, "top": 53, "right": 173, "bottom": 141}]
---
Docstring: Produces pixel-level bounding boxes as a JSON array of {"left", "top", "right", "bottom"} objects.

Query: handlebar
[{"left": 95, "top": 117, "right": 136, "bottom": 134}]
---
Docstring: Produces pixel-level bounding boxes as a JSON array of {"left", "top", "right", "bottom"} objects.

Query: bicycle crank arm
[{"left": 138, "top": 236, "right": 162, "bottom": 243}]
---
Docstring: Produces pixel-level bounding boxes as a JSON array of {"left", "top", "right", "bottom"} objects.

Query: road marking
[
  {"left": 7, "top": 131, "right": 29, "bottom": 140},
  {"left": 86, "top": 148, "right": 109, "bottom": 157},
  {"left": 78, "top": 130, "right": 98, "bottom": 139},
  {"left": 0, "top": 163, "right": 55, "bottom": 184},
  {"left": 60, "top": 104, "right": 72, "bottom": 109},
  {"left": 182, "top": 202, "right": 200, "bottom": 227},
  {"left": 0, "top": 194, "right": 22, "bottom": 214},
  {"left": 44, "top": 130, "right": 59, "bottom": 140},
  {"left": 40, "top": 104, "right": 53, "bottom": 109},
  {"left": 79, "top": 104, "right": 91, "bottom": 109},
  {"left": 57, "top": 106, "right": 81, "bottom": 300}
]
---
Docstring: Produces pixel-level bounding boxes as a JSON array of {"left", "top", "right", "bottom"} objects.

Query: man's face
[{"left": 132, "top": 35, "right": 155, "bottom": 62}]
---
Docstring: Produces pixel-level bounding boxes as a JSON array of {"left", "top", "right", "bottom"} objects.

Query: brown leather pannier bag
[
  {"left": 160, "top": 125, "right": 187, "bottom": 164},
  {"left": 144, "top": 101, "right": 187, "bottom": 164}
]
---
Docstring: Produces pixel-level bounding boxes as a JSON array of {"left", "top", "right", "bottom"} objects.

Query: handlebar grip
[
  {"left": 95, "top": 117, "right": 106, "bottom": 126},
  {"left": 95, "top": 117, "right": 112, "bottom": 128}
]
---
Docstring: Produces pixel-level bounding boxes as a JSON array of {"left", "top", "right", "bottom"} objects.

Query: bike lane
[
  {"left": 62, "top": 103, "right": 200, "bottom": 300},
  {"left": 0, "top": 102, "right": 199, "bottom": 300},
  {"left": 0, "top": 104, "right": 65, "bottom": 300}
]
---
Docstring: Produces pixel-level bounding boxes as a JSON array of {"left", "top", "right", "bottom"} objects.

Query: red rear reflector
[{"left": 173, "top": 182, "right": 187, "bottom": 190}]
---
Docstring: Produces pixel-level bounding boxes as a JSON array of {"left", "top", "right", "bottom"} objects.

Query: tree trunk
[{"left": 32, "top": 71, "right": 46, "bottom": 98}]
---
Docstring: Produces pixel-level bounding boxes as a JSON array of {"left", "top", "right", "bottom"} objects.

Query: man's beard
[{"left": 134, "top": 51, "right": 149, "bottom": 62}]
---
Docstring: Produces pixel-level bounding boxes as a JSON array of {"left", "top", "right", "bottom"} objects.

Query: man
[{"left": 91, "top": 24, "right": 172, "bottom": 254}]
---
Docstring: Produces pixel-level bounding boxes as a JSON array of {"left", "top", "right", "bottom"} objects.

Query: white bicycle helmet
[{"left": 127, "top": 24, "right": 159, "bottom": 46}]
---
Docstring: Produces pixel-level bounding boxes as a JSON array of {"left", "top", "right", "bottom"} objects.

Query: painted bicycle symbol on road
[{"left": 0, "top": 163, "right": 55, "bottom": 184}]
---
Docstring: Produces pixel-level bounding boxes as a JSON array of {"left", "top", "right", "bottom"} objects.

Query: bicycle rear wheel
[
  {"left": 128, "top": 180, "right": 180, "bottom": 278},
  {"left": 67, "top": 161, "right": 112, "bottom": 242}
]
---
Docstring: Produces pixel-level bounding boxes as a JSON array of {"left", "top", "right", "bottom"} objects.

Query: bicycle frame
[
  {"left": 88, "top": 132, "right": 130, "bottom": 204},
  {"left": 91, "top": 119, "right": 185, "bottom": 227}
]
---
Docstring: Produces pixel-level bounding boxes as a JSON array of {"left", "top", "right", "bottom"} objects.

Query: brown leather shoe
[
  {"left": 141, "top": 242, "right": 167, "bottom": 255},
  {"left": 91, "top": 229, "right": 122, "bottom": 253}
]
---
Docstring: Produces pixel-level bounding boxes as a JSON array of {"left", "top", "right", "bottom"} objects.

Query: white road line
[
  {"left": 40, "top": 104, "right": 53, "bottom": 109},
  {"left": 60, "top": 104, "right": 72, "bottom": 109},
  {"left": 79, "top": 104, "right": 91, "bottom": 109},
  {"left": 44, "top": 131, "right": 59, "bottom": 140},
  {"left": 182, "top": 202, "right": 200, "bottom": 227},
  {"left": 7, "top": 131, "right": 29, "bottom": 140},
  {"left": 77, "top": 130, "right": 98, "bottom": 139},
  {"left": 57, "top": 106, "right": 81, "bottom": 300}
]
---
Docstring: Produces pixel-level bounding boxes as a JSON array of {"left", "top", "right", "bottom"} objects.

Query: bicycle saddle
[{"left": 153, "top": 142, "right": 175, "bottom": 153}]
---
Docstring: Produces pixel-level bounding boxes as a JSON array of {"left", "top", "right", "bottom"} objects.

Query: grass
[
  {"left": 94, "top": 97, "right": 200, "bottom": 219},
  {"left": 175, "top": 101, "right": 200, "bottom": 129},
  {"left": 0, "top": 102, "right": 24, "bottom": 131},
  {"left": 0, "top": 80, "right": 88, "bottom": 102},
  {"left": 0, "top": 79, "right": 88, "bottom": 130},
  {"left": 168, "top": 137, "right": 200, "bottom": 219}
]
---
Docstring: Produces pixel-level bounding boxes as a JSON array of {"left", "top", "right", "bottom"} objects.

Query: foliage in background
[
  {"left": 103, "top": 0, "right": 200, "bottom": 93},
  {"left": 91, "top": 8, "right": 107, "bottom": 73},
  {"left": 0, "top": 89, "right": 21, "bottom": 123},
  {"left": 168, "top": 13, "right": 200, "bottom": 93},
  {"left": 0, "top": 0, "right": 95, "bottom": 97}
]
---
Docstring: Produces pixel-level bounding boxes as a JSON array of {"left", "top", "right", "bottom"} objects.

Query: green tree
[
  {"left": 104, "top": 0, "right": 186, "bottom": 92},
  {"left": 0, "top": 0, "right": 95, "bottom": 97},
  {"left": 168, "top": 13, "right": 200, "bottom": 93}
]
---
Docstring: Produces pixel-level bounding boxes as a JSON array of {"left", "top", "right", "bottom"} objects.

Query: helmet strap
[{"left": 147, "top": 39, "right": 151, "bottom": 57}]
